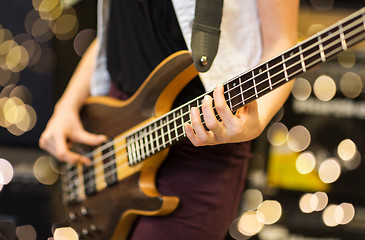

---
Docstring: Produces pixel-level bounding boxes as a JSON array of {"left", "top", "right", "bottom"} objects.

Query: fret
[
  {"left": 298, "top": 46, "right": 306, "bottom": 72},
  {"left": 131, "top": 134, "right": 138, "bottom": 164},
  {"left": 251, "top": 71, "right": 258, "bottom": 98},
  {"left": 172, "top": 111, "right": 179, "bottom": 142},
  {"left": 134, "top": 133, "right": 141, "bottom": 163},
  {"left": 160, "top": 119, "right": 166, "bottom": 148},
  {"left": 126, "top": 136, "right": 133, "bottom": 165},
  {"left": 240, "top": 72, "right": 255, "bottom": 103},
  {"left": 180, "top": 107, "right": 186, "bottom": 137},
  {"left": 339, "top": 25, "right": 348, "bottom": 50},
  {"left": 267, "top": 55, "right": 285, "bottom": 87},
  {"left": 143, "top": 127, "right": 150, "bottom": 157},
  {"left": 253, "top": 65, "right": 270, "bottom": 98},
  {"left": 226, "top": 79, "right": 242, "bottom": 111},
  {"left": 281, "top": 55, "right": 289, "bottom": 81},
  {"left": 148, "top": 125, "right": 155, "bottom": 155},
  {"left": 139, "top": 131, "right": 145, "bottom": 159},
  {"left": 165, "top": 116, "right": 172, "bottom": 145},
  {"left": 226, "top": 81, "right": 233, "bottom": 110},
  {"left": 284, "top": 48, "right": 303, "bottom": 78},
  {"left": 301, "top": 37, "right": 321, "bottom": 69},
  {"left": 266, "top": 63, "right": 273, "bottom": 90},
  {"left": 154, "top": 121, "right": 161, "bottom": 151},
  {"left": 238, "top": 77, "right": 245, "bottom": 105},
  {"left": 318, "top": 36, "right": 326, "bottom": 61}
]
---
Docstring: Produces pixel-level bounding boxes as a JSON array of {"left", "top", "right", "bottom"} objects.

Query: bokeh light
[
  {"left": 287, "top": 125, "right": 311, "bottom": 152},
  {"left": 33, "top": 156, "right": 59, "bottom": 185},
  {"left": 238, "top": 211, "right": 264, "bottom": 237},
  {"left": 74, "top": 29, "right": 96, "bottom": 56},
  {"left": 53, "top": 227, "right": 79, "bottom": 240},
  {"left": 0, "top": 158, "right": 14, "bottom": 185},
  {"left": 296, "top": 151, "right": 316, "bottom": 174},
  {"left": 299, "top": 193, "right": 314, "bottom": 213},
  {"left": 310, "top": 192, "right": 328, "bottom": 211},
  {"left": 323, "top": 204, "right": 339, "bottom": 227},
  {"left": 318, "top": 158, "right": 341, "bottom": 184},
  {"left": 339, "top": 72, "right": 362, "bottom": 99},
  {"left": 16, "top": 225, "right": 37, "bottom": 240},
  {"left": 292, "top": 77, "right": 312, "bottom": 101},
  {"left": 336, "top": 203, "right": 355, "bottom": 225},
  {"left": 256, "top": 200, "right": 282, "bottom": 225},
  {"left": 242, "top": 189, "right": 263, "bottom": 211},
  {"left": 313, "top": 75, "right": 336, "bottom": 101},
  {"left": 337, "top": 50, "right": 356, "bottom": 69},
  {"left": 267, "top": 122, "right": 288, "bottom": 146},
  {"left": 337, "top": 139, "right": 357, "bottom": 161}
]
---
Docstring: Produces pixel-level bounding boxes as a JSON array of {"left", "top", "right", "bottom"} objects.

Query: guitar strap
[{"left": 191, "top": 0, "right": 223, "bottom": 72}]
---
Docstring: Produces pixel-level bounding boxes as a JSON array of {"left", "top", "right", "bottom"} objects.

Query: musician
[{"left": 39, "top": 0, "right": 299, "bottom": 239}]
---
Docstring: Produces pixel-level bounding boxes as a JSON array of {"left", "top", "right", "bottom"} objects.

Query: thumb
[{"left": 70, "top": 129, "right": 108, "bottom": 146}]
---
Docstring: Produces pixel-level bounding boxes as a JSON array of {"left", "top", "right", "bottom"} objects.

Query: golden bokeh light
[
  {"left": 307, "top": 24, "right": 326, "bottom": 36},
  {"left": 256, "top": 200, "right": 282, "bottom": 225},
  {"left": 38, "top": 0, "right": 63, "bottom": 20},
  {"left": 318, "top": 158, "right": 341, "bottom": 184},
  {"left": 0, "top": 158, "right": 14, "bottom": 185},
  {"left": 52, "top": 13, "right": 79, "bottom": 40},
  {"left": 323, "top": 204, "right": 339, "bottom": 227},
  {"left": 287, "top": 125, "right": 311, "bottom": 152},
  {"left": 6, "top": 45, "right": 29, "bottom": 72},
  {"left": 292, "top": 77, "right": 312, "bottom": 101},
  {"left": 310, "top": 192, "right": 328, "bottom": 212},
  {"left": 337, "top": 50, "right": 356, "bottom": 69},
  {"left": 337, "top": 203, "right": 355, "bottom": 225},
  {"left": 299, "top": 193, "right": 314, "bottom": 213},
  {"left": 33, "top": 156, "right": 59, "bottom": 185},
  {"left": 296, "top": 151, "right": 316, "bottom": 174},
  {"left": 238, "top": 211, "right": 264, "bottom": 237},
  {"left": 53, "top": 227, "right": 79, "bottom": 240},
  {"left": 339, "top": 72, "right": 362, "bottom": 99},
  {"left": 337, "top": 139, "right": 357, "bottom": 161},
  {"left": 242, "top": 189, "right": 263, "bottom": 211},
  {"left": 267, "top": 122, "right": 288, "bottom": 146},
  {"left": 313, "top": 75, "right": 336, "bottom": 101},
  {"left": 31, "top": 18, "right": 53, "bottom": 42}
]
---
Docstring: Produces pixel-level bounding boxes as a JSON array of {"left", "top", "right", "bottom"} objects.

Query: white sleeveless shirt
[{"left": 90, "top": 0, "right": 262, "bottom": 95}]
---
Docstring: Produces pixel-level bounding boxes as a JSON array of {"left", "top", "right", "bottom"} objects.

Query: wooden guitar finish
[
  {"left": 59, "top": 8, "right": 365, "bottom": 240},
  {"left": 62, "top": 51, "right": 198, "bottom": 240}
]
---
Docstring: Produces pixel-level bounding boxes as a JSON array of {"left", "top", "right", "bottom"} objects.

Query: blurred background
[{"left": 0, "top": 0, "right": 365, "bottom": 239}]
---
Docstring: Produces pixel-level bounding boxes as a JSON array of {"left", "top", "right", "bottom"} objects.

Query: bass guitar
[{"left": 60, "top": 8, "right": 365, "bottom": 240}]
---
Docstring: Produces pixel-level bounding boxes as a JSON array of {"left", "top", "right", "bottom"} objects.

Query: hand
[
  {"left": 39, "top": 106, "right": 107, "bottom": 164},
  {"left": 184, "top": 83, "right": 264, "bottom": 146}
]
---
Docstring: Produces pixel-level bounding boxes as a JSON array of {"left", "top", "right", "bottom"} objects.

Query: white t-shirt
[{"left": 90, "top": 0, "right": 262, "bottom": 95}]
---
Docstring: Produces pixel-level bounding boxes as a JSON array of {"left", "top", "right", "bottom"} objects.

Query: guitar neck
[{"left": 125, "top": 7, "right": 365, "bottom": 166}]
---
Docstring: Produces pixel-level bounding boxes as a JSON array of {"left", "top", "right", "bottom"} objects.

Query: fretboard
[{"left": 125, "top": 7, "right": 365, "bottom": 166}]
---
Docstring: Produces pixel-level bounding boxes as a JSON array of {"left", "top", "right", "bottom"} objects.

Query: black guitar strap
[{"left": 191, "top": 0, "right": 223, "bottom": 72}]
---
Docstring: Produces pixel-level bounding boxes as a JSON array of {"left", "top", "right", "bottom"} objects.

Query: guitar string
[
  {"left": 63, "top": 18, "right": 365, "bottom": 197},
  {"left": 63, "top": 18, "right": 365, "bottom": 196},
  {"left": 68, "top": 32, "right": 365, "bottom": 197},
  {"left": 66, "top": 14, "right": 364, "bottom": 167}
]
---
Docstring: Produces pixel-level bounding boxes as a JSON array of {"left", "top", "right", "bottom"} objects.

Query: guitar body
[
  {"left": 59, "top": 8, "right": 365, "bottom": 239},
  {"left": 62, "top": 51, "right": 198, "bottom": 239}
]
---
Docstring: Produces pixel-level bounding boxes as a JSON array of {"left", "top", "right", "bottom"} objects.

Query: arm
[
  {"left": 39, "top": 39, "right": 107, "bottom": 163},
  {"left": 185, "top": 0, "right": 299, "bottom": 146}
]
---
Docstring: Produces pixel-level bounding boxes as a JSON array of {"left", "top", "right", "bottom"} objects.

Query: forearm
[
  {"left": 255, "top": 0, "right": 299, "bottom": 131},
  {"left": 56, "top": 38, "right": 98, "bottom": 112}
]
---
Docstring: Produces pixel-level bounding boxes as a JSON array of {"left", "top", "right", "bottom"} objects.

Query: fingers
[{"left": 39, "top": 127, "right": 107, "bottom": 165}]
